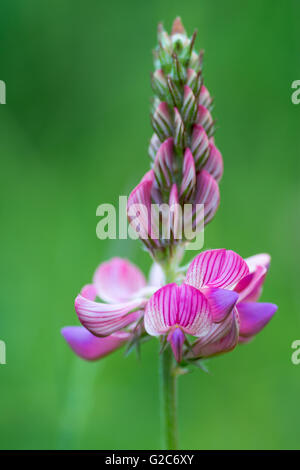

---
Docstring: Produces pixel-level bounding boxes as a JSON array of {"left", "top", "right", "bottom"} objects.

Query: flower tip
[{"left": 171, "top": 17, "right": 185, "bottom": 36}]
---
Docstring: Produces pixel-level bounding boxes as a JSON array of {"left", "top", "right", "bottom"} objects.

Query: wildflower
[{"left": 62, "top": 258, "right": 164, "bottom": 360}]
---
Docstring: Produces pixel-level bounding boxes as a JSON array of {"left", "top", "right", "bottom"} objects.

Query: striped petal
[
  {"left": 93, "top": 257, "right": 146, "bottom": 303},
  {"left": 152, "top": 102, "right": 173, "bottom": 141},
  {"left": 127, "top": 170, "right": 159, "bottom": 246},
  {"left": 181, "top": 85, "right": 197, "bottom": 124},
  {"left": 180, "top": 148, "right": 196, "bottom": 201},
  {"left": 191, "top": 311, "right": 239, "bottom": 358},
  {"left": 191, "top": 125, "right": 209, "bottom": 168},
  {"left": 238, "top": 302, "right": 277, "bottom": 338},
  {"left": 169, "top": 184, "right": 182, "bottom": 240},
  {"left": 153, "top": 138, "right": 174, "bottom": 190},
  {"left": 174, "top": 107, "right": 185, "bottom": 149},
  {"left": 75, "top": 294, "right": 145, "bottom": 337},
  {"left": 186, "top": 249, "right": 249, "bottom": 290},
  {"left": 149, "top": 133, "right": 161, "bottom": 161},
  {"left": 144, "top": 283, "right": 212, "bottom": 337},
  {"left": 201, "top": 139, "right": 223, "bottom": 182},
  {"left": 198, "top": 85, "right": 213, "bottom": 109},
  {"left": 196, "top": 105, "right": 214, "bottom": 135},
  {"left": 61, "top": 326, "right": 130, "bottom": 361},
  {"left": 203, "top": 287, "right": 239, "bottom": 322},
  {"left": 194, "top": 170, "right": 220, "bottom": 225}
]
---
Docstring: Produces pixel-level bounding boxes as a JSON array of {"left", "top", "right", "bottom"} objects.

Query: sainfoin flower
[
  {"left": 144, "top": 249, "right": 277, "bottom": 362},
  {"left": 62, "top": 258, "right": 164, "bottom": 360},
  {"left": 62, "top": 17, "right": 278, "bottom": 450}
]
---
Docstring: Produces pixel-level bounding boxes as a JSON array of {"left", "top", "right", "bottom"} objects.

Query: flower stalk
[{"left": 159, "top": 345, "right": 178, "bottom": 450}]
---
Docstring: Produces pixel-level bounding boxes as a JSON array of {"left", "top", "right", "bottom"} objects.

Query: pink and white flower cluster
[{"left": 62, "top": 251, "right": 277, "bottom": 363}]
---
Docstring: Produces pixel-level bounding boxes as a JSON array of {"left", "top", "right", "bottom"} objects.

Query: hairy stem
[{"left": 159, "top": 345, "right": 178, "bottom": 449}]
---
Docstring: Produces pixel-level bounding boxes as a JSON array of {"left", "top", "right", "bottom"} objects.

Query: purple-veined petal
[
  {"left": 144, "top": 283, "right": 212, "bottom": 337},
  {"left": 194, "top": 170, "right": 220, "bottom": 225},
  {"left": 167, "top": 328, "right": 186, "bottom": 363},
  {"left": 180, "top": 148, "right": 196, "bottom": 200},
  {"left": 202, "top": 287, "right": 239, "bottom": 322},
  {"left": 93, "top": 257, "right": 146, "bottom": 303},
  {"left": 127, "top": 170, "right": 160, "bottom": 246},
  {"left": 153, "top": 138, "right": 174, "bottom": 190},
  {"left": 186, "top": 249, "right": 249, "bottom": 290},
  {"left": 61, "top": 326, "right": 130, "bottom": 361},
  {"left": 198, "top": 85, "right": 212, "bottom": 109},
  {"left": 201, "top": 139, "right": 223, "bottom": 182},
  {"left": 237, "top": 302, "right": 277, "bottom": 338},
  {"left": 75, "top": 294, "right": 145, "bottom": 337},
  {"left": 174, "top": 107, "right": 185, "bottom": 149},
  {"left": 152, "top": 102, "right": 173, "bottom": 141},
  {"left": 169, "top": 184, "right": 182, "bottom": 240},
  {"left": 149, "top": 133, "right": 161, "bottom": 161},
  {"left": 191, "top": 310, "right": 239, "bottom": 358},
  {"left": 191, "top": 125, "right": 209, "bottom": 168},
  {"left": 245, "top": 253, "right": 271, "bottom": 272},
  {"left": 234, "top": 265, "right": 267, "bottom": 302},
  {"left": 196, "top": 105, "right": 214, "bottom": 135}
]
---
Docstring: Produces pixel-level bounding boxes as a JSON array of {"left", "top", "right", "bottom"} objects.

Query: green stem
[{"left": 159, "top": 344, "right": 179, "bottom": 450}]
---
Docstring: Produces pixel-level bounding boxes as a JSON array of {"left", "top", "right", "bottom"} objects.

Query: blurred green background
[{"left": 0, "top": 0, "right": 299, "bottom": 450}]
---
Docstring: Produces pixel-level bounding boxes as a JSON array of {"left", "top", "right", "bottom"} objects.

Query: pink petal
[
  {"left": 191, "top": 310, "right": 239, "bottom": 358},
  {"left": 127, "top": 170, "right": 159, "bottom": 246},
  {"left": 75, "top": 294, "right": 145, "bottom": 337},
  {"left": 198, "top": 85, "right": 212, "bottom": 109},
  {"left": 201, "top": 139, "right": 223, "bottom": 183},
  {"left": 180, "top": 148, "right": 196, "bottom": 200},
  {"left": 93, "top": 257, "right": 146, "bottom": 303},
  {"left": 61, "top": 326, "right": 130, "bottom": 361},
  {"left": 234, "top": 265, "right": 267, "bottom": 302},
  {"left": 194, "top": 170, "right": 220, "bottom": 225},
  {"left": 167, "top": 328, "right": 186, "bottom": 363},
  {"left": 196, "top": 105, "right": 214, "bottom": 135},
  {"left": 245, "top": 253, "right": 271, "bottom": 273},
  {"left": 153, "top": 138, "right": 174, "bottom": 190},
  {"left": 186, "top": 249, "right": 249, "bottom": 290},
  {"left": 191, "top": 125, "right": 209, "bottom": 168},
  {"left": 144, "top": 283, "right": 212, "bottom": 337},
  {"left": 237, "top": 302, "right": 277, "bottom": 338},
  {"left": 152, "top": 102, "right": 173, "bottom": 141},
  {"left": 203, "top": 287, "right": 239, "bottom": 322},
  {"left": 149, "top": 133, "right": 161, "bottom": 160},
  {"left": 169, "top": 184, "right": 182, "bottom": 240},
  {"left": 80, "top": 284, "right": 97, "bottom": 301}
]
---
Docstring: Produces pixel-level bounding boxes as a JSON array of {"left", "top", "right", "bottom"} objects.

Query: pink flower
[
  {"left": 234, "top": 254, "right": 277, "bottom": 343},
  {"left": 62, "top": 258, "right": 164, "bottom": 360},
  {"left": 187, "top": 250, "right": 277, "bottom": 358},
  {"left": 144, "top": 249, "right": 277, "bottom": 362},
  {"left": 127, "top": 138, "right": 220, "bottom": 253}
]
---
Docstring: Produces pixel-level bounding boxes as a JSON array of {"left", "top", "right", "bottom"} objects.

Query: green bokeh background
[{"left": 0, "top": 0, "right": 299, "bottom": 450}]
